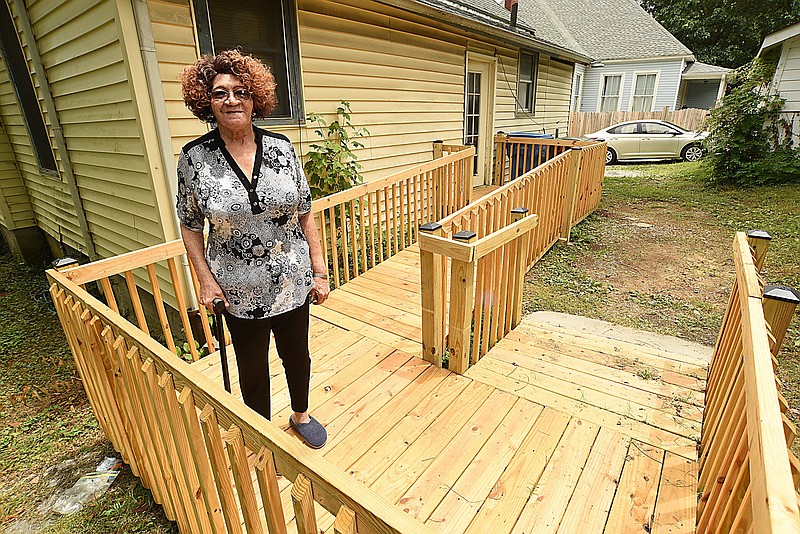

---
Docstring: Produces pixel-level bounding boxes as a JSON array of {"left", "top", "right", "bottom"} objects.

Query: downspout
[
  {"left": 130, "top": 0, "right": 182, "bottom": 242},
  {"left": 10, "top": 0, "right": 98, "bottom": 260}
]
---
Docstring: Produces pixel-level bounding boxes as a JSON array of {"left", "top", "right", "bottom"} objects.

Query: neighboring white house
[
  {"left": 758, "top": 22, "right": 800, "bottom": 145},
  {"left": 517, "top": 0, "right": 729, "bottom": 113}
]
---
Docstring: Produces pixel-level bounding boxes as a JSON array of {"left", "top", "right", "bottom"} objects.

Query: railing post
[
  {"left": 419, "top": 222, "right": 445, "bottom": 367},
  {"left": 447, "top": 230, "right": 477, "bottom": 374},
  {"left": 747, "top": 229, "right": 772, "bottom": 271},
  {"left": 433, "top": 141, "right": 443, "bottom": 219},
  {"left": 763, "top": 285, "right": 800, "bottom": 357},
  {"left": 560, "top": 146, "right": 583, "bottom": 242},
  {"left": 510, "top": 207, "right": 530, "bottom": 328},
  {"left": 494, "top": 133, "right": 507, "bottom": 186}
]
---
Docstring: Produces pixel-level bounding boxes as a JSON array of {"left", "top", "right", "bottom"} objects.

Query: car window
[
  {"left": 641, "top": 122, "right": 679, "bottom": 135},
  {"left": 607, "top": 123, "right": 638, "bottom": 134}
]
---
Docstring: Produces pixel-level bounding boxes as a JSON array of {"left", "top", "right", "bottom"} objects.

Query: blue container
[{"left": 506, "top": 132, "right": 554, "bottom": 179}]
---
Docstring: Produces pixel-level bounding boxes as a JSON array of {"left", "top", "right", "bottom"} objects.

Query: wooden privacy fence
[
  {"left": 697, "top": 231, "right": 800, "bottom": 533},
  {"left": 418, "top": 141, "right": 606, "bottom": 373},
  {"left": 312, "top": 145, "right": 474, "bottom": 289},
  {"left": 569, "top": 108, "right": 710, "bottom": 137},
  {"left": 492, "top": 134, "right": 595, "bottom": 184},
  {"left": 47, "top": 251, "right": 435, "bottom": 534}
]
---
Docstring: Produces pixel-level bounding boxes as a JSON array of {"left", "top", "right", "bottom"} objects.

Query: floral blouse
[{"left": 176, "top": 126, "right": 313, "bottom": 319}]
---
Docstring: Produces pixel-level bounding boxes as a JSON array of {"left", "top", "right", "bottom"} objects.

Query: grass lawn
[{"left": 0, "top": 160, "right": 798, "bottom": 531}]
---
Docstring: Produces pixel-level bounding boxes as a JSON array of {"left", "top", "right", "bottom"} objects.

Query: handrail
[
  {"left": 697, "top": 231, "right": 800, "bottom": 533},
  {"left": 47, "top": 264, "right": 435, "bottom": 534}
]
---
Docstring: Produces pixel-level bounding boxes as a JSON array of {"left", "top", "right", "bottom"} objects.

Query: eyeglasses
[{"left": 209, "top": 89, "right": 251, "bottom": 102}]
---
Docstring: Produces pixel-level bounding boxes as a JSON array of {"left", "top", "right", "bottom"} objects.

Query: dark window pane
[{"left": 0, "top": 3, "right": 57, "bottom": 174}]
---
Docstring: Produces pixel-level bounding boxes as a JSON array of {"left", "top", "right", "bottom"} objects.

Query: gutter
[{"left": 374, "top": 0, "right": 592, "bottom": 63}]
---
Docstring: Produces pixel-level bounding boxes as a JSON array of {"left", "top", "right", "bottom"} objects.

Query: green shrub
[
  {"left": 704, "top": 54, "right": 800, "bottom": 185},
  {"left": 303, "top": 101, "right": 369, "bottom": 198}
]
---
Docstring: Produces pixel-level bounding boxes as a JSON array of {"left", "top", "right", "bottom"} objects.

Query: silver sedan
[{"left": 586, "top": 120, "right": 708, "bottom": 164}]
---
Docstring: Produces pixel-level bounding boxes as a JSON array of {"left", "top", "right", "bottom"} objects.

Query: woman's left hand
[{"left": 310, "top": 277, "right": 330, "bottom": 305}]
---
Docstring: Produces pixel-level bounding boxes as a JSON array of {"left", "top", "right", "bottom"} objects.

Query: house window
[
  {"left": 631, "top": 73, "right": 657, "bottom": 112},
  {"left": 0, "top": 2, "right": 57, "bottom": 176},
  {"left": 600, "top": 74, "right": 623, "bottom": 112},
  {"left": 517, "top": 52, "right": 537, "bottom": 113},
  {"left": 193, "top": 0, "right": 303, "bottom": 123},
  {"left": 572, "top": 73, "right": 582, "bottom": 112}
]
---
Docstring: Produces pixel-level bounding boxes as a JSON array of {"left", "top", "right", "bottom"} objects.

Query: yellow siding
[
  {"left": 0, "top": 99, "right": 35, "bottom": 230},
  {"left": 147, "top": 0, "right": 575, "bottom": 182},
  {"left": 20, "top": 0, "right": 166, "bottom": 257}
]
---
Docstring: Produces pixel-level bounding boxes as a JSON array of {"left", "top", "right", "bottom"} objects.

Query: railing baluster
[
  {"left": 124, "top": 270, "right": 149, "bottom": 334},
  {"left": 340, "top": 201, "right": 351, "bottom": 283},
  {"left": 292, "top": 473, "right": 318, "bottom": 534},
  {"left": 334, "top": 505, "right": 357, "bottom": 534},
  {"left": 255, "top": 446, "right": 287, "bottom": 534},
  {"left": 224, "top": 425, "right": 264, "bottom": 534},
  {"left": 146, "top": 264, "right": 176, "bottom": 354},
  {"left": 167, "top": 257, "right": 199, "bottom": 361},
  {"left": 199, "top": 405, "right": 244, "bottom": 534},
  {"left": 187, "top": 260, "right": 216, "bottom": 353},
  {"left": 328, "top": 207, "right": 340, "bottom": 289},
  {"left": 99, "top": 276, "right": 119, "bottom": 313},
  {"left": 178, "top": 387, "right": 226, "bottom": 534},
  {"left": 358, "top": 196, "right": 367, "bottom": 274}
]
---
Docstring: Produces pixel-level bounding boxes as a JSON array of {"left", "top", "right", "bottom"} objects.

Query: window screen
[
  {"left": 600, "top": 75, "right": 622, "bottom": 112},
  {"left": 517, "top": 52, "right": 537, "bottom": 113},
  {"left": 632, "top": 74, "right": 657, "bottom": 112}
]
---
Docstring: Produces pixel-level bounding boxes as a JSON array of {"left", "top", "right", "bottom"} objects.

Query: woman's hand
[
  {"left": 199, "top": 280, "right": 228, "bottom": 313},
  {"left": 310, "top": 277, "right": 330, "bottom": 305}
]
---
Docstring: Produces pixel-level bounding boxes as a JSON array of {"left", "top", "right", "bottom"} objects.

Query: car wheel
[
  {"left": 606, "top": 147, "right": 617, "bottom": 165},
  {"left": 681, "top": 144, "right": 703, "bottom": 162}
]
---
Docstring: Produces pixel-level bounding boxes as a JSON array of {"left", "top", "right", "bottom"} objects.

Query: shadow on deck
[{"left": 193, "top": 247, "right": 706, "bottom": 533}]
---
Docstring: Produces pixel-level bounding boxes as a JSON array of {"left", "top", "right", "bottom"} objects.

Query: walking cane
[{"left": 211, "top": 298, "right": 232, "bottom": 393}]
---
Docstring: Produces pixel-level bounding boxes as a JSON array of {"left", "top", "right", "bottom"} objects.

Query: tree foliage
[
  {"left": 703, "top": 53, "right": 800, "bottom": 185},
  {"left": 640, "top": 0, "right": 800, "bottom": 68},
  {"left": 303, "top": 101, "right": 369, "bottom": 199}
]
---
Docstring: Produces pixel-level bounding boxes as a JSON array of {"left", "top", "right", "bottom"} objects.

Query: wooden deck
[{"left": 192, "top": 247, "right": 707, "bottom": 533}]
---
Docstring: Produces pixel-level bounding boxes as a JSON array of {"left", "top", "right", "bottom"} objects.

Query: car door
[
  {"left": 607, "top": 122, "right": 641, "bottom": 159},
  {"left": 639, "top": 122, "right": 683, "bottom": 158}
]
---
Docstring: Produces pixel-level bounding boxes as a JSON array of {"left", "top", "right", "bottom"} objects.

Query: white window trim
[
  {"left": 596, "top": 72, "right": 626, "bottom": 112},
  {"left": 628, "top": 71, "right": 661, "bottom": 112},
  {"left": 572, "top": 71, "right": 583, "bottom": 112}
]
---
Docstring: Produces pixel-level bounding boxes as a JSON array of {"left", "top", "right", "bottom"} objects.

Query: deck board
[{"left": 192, "top": 247, "right": 705, "bottom": 533}]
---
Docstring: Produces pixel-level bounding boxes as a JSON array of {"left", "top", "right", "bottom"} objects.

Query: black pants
[{"left": 224, "top": 298, "right": 311, "bottom": 420}]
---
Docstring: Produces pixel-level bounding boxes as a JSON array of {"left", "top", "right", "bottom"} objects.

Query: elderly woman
[{"left": 176, "top": 49, "right": 329, "bottom": 449}]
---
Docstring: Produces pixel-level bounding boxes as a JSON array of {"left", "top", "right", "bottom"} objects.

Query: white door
[{"left": 465, "top": 57, "right": 495, "bottom": 187}]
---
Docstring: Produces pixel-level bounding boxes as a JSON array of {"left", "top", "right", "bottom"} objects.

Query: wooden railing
[
  {"left": 492, "top": 134, "right": 596, "bottom": 184},
  {"left": 47, "top": 246, "right": 434, "bottom": 534},
  {"left": 697, "top": 231, "right": 800, "bottom": 533},
  {"left": 312, "top": 145, "right": 474, "bottom": 289},
  {"left": 418, "top": 141, "right": 606, "bottom": 372}
]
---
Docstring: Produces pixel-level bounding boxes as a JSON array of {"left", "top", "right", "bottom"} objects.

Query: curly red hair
[{"left": 180, "top": 49, "right": 277, "bottom": 123}]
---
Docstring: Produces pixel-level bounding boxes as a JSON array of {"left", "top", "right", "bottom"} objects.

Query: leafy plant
[
  {"left": 175, "top": 339, "right": 208, "bottom": 361},
  {"left": 703, "top": 53, "right": 800, "bottom": 185},
  {"left": 304, "top": 101, "right": 369, "bottom": 198}
]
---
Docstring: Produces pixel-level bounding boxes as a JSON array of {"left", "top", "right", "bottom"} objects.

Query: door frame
[{"left": 465, "top": 51, "right": 497, "bottom": 187}]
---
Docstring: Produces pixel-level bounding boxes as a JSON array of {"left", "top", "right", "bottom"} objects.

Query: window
[
  {"left": 193, "top": 0, "right": 303, "bottom": 124},
  {"left": 0, "top": 2, "right": 57, "bottom": 175},
  {"left": 608, "top": 123, "right": 638, "bottom": 134},
  {"left": 572, "top": 73, "right": 582, "bottom": 112},
  {"left": 599, "top": 74, "right": 623, "bottom": 111},
  {"left": 631, "top": 73, "right": 657, "bottom": 112},
  {"left": 640, "top": 122, "right": 678, "bottom": 135},
  {"left": 517, "top": 52, "right": 537, "bottom": 113}
]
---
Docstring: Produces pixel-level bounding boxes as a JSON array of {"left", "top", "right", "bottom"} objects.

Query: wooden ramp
[{"left": 192, "top": 248, "right": 707, "bottom": 533}]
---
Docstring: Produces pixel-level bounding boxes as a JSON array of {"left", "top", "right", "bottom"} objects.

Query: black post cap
[
  {"left": 419, "top": 222, "right": 443, "bottom": 232},
  {"left": 764, "top": 285, "right": 800, "bottom": 304},
  {"left": 453, "top": 230, "right": 477, "bottom": 241},
  {"left": 747, "top": 230, "right": 772, "bottom": 240},
  {"left": 433, "top": 140, "right": 443, "bottom": 144},
  {"left": 52, "top": 257, "right": 79, "bottom": 269},
  {"left": 511, "top": 207, "right": 529, "bottom": 215}
]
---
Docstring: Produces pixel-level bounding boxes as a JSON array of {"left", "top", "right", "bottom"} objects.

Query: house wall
[
  {"left": 579, "top": 57, "right": 685, "bottom": 112},
  {"left": 0, "top": 69, "right": 35, "bottom": 233},
  {"left": 681, "top": 79, "right": 721, "bottom": 110},
  {"left": 146, "top": 0, "right": 575, "bottom": 182},
  {"left": 0, "top": 0, "right": 168, "bottom": 260},
  {"left": 773, "top": 35, "right": 800, "bottom": 111}
]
